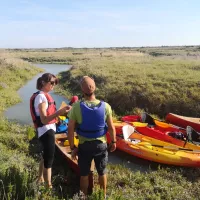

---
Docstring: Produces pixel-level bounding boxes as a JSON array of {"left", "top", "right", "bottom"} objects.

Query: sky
[{"left": 1, "top": 0, "right": 200, "bottom": 48}]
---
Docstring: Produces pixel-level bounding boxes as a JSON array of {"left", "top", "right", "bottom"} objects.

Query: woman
[{"left": 30, "top": 73, "right": 71, "bottom": 188}]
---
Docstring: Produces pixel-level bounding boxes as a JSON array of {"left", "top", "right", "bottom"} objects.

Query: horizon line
[{"left": 1, "top": 44, "right": 200, "bottom": 50}]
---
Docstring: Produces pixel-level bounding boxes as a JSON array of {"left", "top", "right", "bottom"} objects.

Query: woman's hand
[{"left": 59, "top": 105, "right": 72, "bottom": 116}]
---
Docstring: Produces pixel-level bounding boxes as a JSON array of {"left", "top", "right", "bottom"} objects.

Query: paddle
[
  {"left": 141, "top": 112, "right": 156, "bottom": 126},
  {"left": 122, "top": 125, "right": 200, "bottom": 153},
  {"left": 141, "top": 112, "right": 186, "bottom": 130}
]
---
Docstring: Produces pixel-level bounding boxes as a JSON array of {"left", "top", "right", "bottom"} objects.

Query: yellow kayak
[{"left": 107, "top": 125, "right": 200, "bottom": 167}]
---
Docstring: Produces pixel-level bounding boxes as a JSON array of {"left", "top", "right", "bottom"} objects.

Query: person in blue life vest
[
  {"left": 30, "top": 73, "right": 72, "bottom": 188},
  {"left": 67, "top": 76, "right": 116, "bottom": 197}
]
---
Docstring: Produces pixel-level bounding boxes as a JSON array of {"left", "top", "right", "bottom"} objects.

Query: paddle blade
[
  {"left": 122, "top": 125, "right": 135, "bottom": 141},
  {"left": 59, "top": 101, "right": 67, "bottom": 109},
  {"left": 141, "top": 112, "right": 156, "bottom": 126}
]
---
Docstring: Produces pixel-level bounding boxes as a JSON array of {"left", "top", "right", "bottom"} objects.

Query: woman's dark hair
[{"left": 36, "top": 73, "right": 58, "bottom": 90}]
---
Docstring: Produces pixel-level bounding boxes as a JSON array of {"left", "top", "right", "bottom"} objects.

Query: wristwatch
[{"left": 111, "top": 140, "right": 116, "bottom": 144}]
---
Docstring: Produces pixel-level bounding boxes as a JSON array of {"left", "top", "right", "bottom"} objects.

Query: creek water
[
  {"left": 4, "top": 64, "right": 70, "bottom": 125},
  {"left": 4, "top": 63, "right": 152, "bottom": 172}
]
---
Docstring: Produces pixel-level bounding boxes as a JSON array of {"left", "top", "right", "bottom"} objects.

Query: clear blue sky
[{"left": 1, "top": 0, "right": 200, "bottom": 48}]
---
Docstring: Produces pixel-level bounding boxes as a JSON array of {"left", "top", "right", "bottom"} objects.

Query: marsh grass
[
  {"left": 46, "top": 47, "right": 200, "bottom": 117},
  {"left": 0, "top": 118, "right": 38, "bottom": 200},
  {"left": 1, "top": 48, "right": 200, "bottom": 199},
  {"left": 0, "top": 54, "right": 43, "bottom": 113},
  {"left": 0, "top": 53, "right": 41, "bottom": 199}
]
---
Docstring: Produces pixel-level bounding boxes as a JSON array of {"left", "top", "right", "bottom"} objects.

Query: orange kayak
[{"left": 107, "top": 130, "right": 200, "bottom": 167}]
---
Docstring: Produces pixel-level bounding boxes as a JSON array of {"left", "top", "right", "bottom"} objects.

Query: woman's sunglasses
[
  {"left": 50, "top": 81, "right": 56, "bottom": 85},
  {"left": 49, "top": 80, "right": 58, "bottom": 85}
]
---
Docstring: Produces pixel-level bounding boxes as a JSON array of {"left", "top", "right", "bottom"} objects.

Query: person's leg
[
  {"left": 39, "top": 129, "right": 55, "bottom": 188},
  {"left": 99, "top": 174, "right": 107, "bottom": 195},
  {"left": 37, "top": 158, "right": 44, "bottom": 183},
  {"left": 88, "top": 160, "right": 95, "bottom": 195},
  {"left": 80, "top": 175, "right": 89, "bottom": 195},
  {"left": 94, "top": 142, "right": 108, "bottom": 198},
  {"left": 43, "top": 167, "right": 52, "bottom": 188},
  {"left": 78, "top": 142, "right": 93, "bottom": 196}
]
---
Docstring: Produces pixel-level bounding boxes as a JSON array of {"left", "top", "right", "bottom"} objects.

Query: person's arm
[
  {"left": 38, "top": 102, "right": 71, "bottom": 125},
  {"left": 107, "top": 115, "right": 116, "bottom": 152},
  {"left": 68, "top": 119, "right": 78, "bottom": 160},
  {"left": 68, "top": 119, "right": 76, "bottom": 149}
]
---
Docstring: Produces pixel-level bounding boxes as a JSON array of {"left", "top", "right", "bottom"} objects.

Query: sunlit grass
[
  {"left": 1, "top": 48, "right": 200, "bottom": 199},
  {"left": 0, "top": 54, "right": 43, "bottom": 112},
  {"left": 0, "top": 52, "right": 41, "bottom": 199},
  {"left": 49, "top": 48, "right": 200, "bottom": 117}
]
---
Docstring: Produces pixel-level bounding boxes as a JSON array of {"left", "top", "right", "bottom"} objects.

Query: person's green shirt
[{"left": 68, "top": 99, "right": 112, "bottom": 144}]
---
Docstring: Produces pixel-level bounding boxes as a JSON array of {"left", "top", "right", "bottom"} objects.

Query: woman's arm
[{"left": 38, "top": 102, "right": 71, "bottom": 124}]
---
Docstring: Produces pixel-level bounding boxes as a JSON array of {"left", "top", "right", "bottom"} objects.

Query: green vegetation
[
  {"left": 1, "top": 47, "right": 200, "bottom": 199},
  {"left": 0, "top": 52, "right": 43, "bottom": 112},
  {"left": 0, "top": 53, "right": 41, "bottom": 199},
  {"left": 10, "top": 47, "right": 200, "bottom": 117},
  {"left": 53, "top": 47, "right": 200, "bottom": 117},
  {"left": 0, "top": 119, "right": 37, "bottom": 200}
]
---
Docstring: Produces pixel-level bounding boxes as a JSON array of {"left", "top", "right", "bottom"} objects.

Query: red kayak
[
  {"left": 121, "top": 115, "right": 141, "bottom": 122},
  {"left": 166, "top": 113, "right": 200, "bottom": 132},
  {"left": 135, "top": 126, "right": 188, "bottom": 148},
  {"left": 121, "top": 113, "right": 188, "bottom": 147},
  {"left": 121, "top": 113, "right": 185, "bottom": 133}
]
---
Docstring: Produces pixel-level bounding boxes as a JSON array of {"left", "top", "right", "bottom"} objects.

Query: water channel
[
  {"left": 4, "top": 64, "right": 70, "bottom": 125},
  {"left": 4, "top": 63, "right": 152, "bottom": 172}
]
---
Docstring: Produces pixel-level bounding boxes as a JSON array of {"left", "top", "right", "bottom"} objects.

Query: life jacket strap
[{"left": 77, "top": 127, "right": 105, "bottom": 133}]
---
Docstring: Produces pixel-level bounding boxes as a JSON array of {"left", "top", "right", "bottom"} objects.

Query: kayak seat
[
  {"left": 167, "top": 131, "right": 186, "bottom": 141},
  {"left": 122, "top": 125, "right": 135, "bottom": 141},
  {"left": 187, "top": 126, "right": 200, "bottom": 145}
]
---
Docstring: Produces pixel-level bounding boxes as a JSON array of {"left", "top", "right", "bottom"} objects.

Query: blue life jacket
[{"left": 77, "top": 101, "right": 108, "bottom": 138}]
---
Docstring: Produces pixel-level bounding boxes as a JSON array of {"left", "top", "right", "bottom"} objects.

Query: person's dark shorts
[
  {"left": 39, "top": 129, "right": 55, "bottom": 168},
  {"left": 78, "top": 140, "right": 108, "bottom": 176}
]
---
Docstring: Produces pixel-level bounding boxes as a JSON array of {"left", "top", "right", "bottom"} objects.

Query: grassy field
[
  {"left": 0, "top": 52, "right": 41, "bottom": 199},
  {"left": 8, "top": 46, "right": 200, "bottom": 117},
  {"left": 1, "top": 48, "right": 200, "bottom": 199}
]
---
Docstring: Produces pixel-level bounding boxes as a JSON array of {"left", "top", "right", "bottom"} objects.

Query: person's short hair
[
  {"left": 36, "top": 73, "right": 58, "bottom": 90},
  {"left": 80, "top": 76, "right": 96, "bottom": 96}
]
